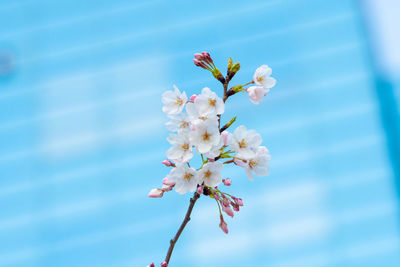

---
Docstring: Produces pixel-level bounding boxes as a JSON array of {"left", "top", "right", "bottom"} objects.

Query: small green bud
[
  {"left": 212, "top": 68, "right": 226, "bottom": 83},
  {"left": 227, "top": 57, "right": 233, "bottom": 71},
  {"left": 226, "top": 116, "right": 237, "bottom": 128},
  {"left": 231, "top": 62, "right": 240, "bottom": 74},
  {"left": 231, "top": 85, "right": 243, "bottom": 93}
]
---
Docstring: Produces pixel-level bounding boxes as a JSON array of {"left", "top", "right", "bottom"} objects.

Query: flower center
[
  {"left": 239, "top": 139, "right": 247, "bottom": 148},
  {"left": 208, "top": 98, "right": 216, "bottom": 107},
  {"left": 202, "top": 131, "right": 211, "bottom": 141},
  {"left": 176, "top": 98, "right": 183, "bottom": 105},
  {"left": 183, "top": 172, "right": 193, "bottom": 181},
  {"left": 181, "top": 143, "right": 189, "bottom": 151},
  {"left": 204, "top": 170, "right": 212, "bottom": 179},
  {"left": 180, "top": 121, "right": 189, "bottom": 128},
  {"left": 249, "top": 159, "right": 258, "bottom": 169},
  {"left": 257, "top": 76, "right": 265, "bottom": 82}
]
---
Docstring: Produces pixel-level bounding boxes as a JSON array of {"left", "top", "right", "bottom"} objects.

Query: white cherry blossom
[
  {"left": 247, "top": 85, "right": 267, "bottom": 104},
  {"left": 162, "top": 85, "right": 187, "bottom": 115},
  {"left": 168, "top": 165, "right": 200, "bottom": 194},
  {"left": 190, "top": 121, "right": 221, "bottom": 154},
  {"left": 166, "top": 113, "right": 190, "bottom": 132},
  {"left": 229, "top": 125, "right": 262, "bottom": 158},
  {"left": 253, "top": 65, "right": 276, "bottom": 90},
  {"left": 166, "top": 131, "right": 193, "bottom": 163},
  {"left": 204, "top": 135, "right": 224, "bottom": 159},
  {"left": 194, "top": 87, "right": 225, "bottom": 116},
  {"left": 198, "top": 161, "right": 224, "bottom": 187},
  {"left": 186, "top": 102, "right": 219, "bottom": 126},
  {"left": 235, "top": 146, "right": 270, "bottom": 181}
]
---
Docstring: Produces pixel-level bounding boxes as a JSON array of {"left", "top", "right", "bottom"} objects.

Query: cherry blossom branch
[{"left": 164, "top": 192, "right": 200, "bottom": 264}]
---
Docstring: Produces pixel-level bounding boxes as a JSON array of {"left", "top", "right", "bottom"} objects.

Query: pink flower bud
[
  {"left": 232, "top": 202, "right": 240, "bottom": 212},
  {"left": 147, "top": 263, "right": 155, "bottom": 267},
  {"left": 219, "top": 216, "right": 228, "bottom": 234},
  {"left": 235, "top": 198, "right": 244, "bottom": 206},
  {"left": 222, "top": 197, "right": 230, "bottom": 207},
  {"left": 148, "top": 188, "right": 163, "bottom": 198},
  {"left": 214, "top": 194, "right": 220, "bottom": 201},
  {"left": 208, "top": 158, "right": 215, "bottom": 162},
  {"left": 161, "top": 261, "right": 168, "bottom": 267},
  {"left": 222, "top": 205, "right": 234, "bottom": 217},
  {"left": 162, "top": 184, "right": 173, "bottom": 192},
  {"left": 201, "top": 52, "right": 213, "bottom": 63},
  {"left": 196, "top": 185, "right": 204, "bottom": 194},
  {"left": 194, "top": 53, "right": 204, "bottom": 60},
  {"left": 221, "top": 131, "right": 230, "bottom": 146},
  {"left": 162, "top": 159, "right": 172, "bottom": 166},
  {"left": 162, "top": 177, "right": 175, "bottom": 186},
  {"left": 222, "top": 178, "right": 231, "bottom": 186},
  {"left": 190, "top": 94, "right": 197, "bottom": 102},
  {"left": 234, "top": 158, "right": 247, "bottom": 168}
]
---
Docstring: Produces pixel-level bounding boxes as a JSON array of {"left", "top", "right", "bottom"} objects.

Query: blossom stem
[{"left": 164, "top": 192, "right": 200, "bottom": 264}]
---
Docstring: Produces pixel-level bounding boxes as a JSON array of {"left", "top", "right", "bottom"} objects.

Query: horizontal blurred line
[
  {"left": 0, "top": 89, "right": 159, "bottom": 130},
  {"left": 0, "top": 0, "right": 161, "bottom": 39},
  {"left": 0, "top": 135, "right": 384, "bottom": 230},
  {"left": 259, "top": 102, "right": 374, "bottom": 136},
  {"left": 17, "top": 0, "right": 285, "bottom": 65},
  {"left": 0, "top": 11, "right": 354, "bottom": 101},
  {"left": 0, "top": 41, "right": 362, "bottom": 131}
]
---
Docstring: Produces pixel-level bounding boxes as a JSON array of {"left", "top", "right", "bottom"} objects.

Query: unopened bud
[
  {"left": 221, "top": 131, "right": 230, "bottom": 146},
  {"left": 201, "top": 52, "right": 213, "bottom": 64},
  {"left": 194, "top": 53, "right": 204, "bottom": 60},
  {"left": 235, "top": 197, "right": 244, "bottom": 206},
  {"left": 231, "top": 62, "right": 240, "bottom": 73},
  {"left": 227, "top": 57, "right": 233, "bottom": 71},
  {"left": 147, "top": 263, "right": 155, "bottom": 267},
  {"left": 161, "top": 261, "right": 168, "bottom": 267},
  {"left": 162, "top": 184, "right": 173, "bottom": 192},
  {"left": 162, "top": 159, "right": 172, "bottom": 167},
  {"left": 222, "top": 178, "right": 232, "bottom": 186},
  {"left": 231, "top": 201, "right": 240, "bottom": 211},
  {"left": 190, "top": 94, "right": 197, "bottom": 102},
  {"left": 212, "top": 68, "right": 225, "bottom": 83},
  {"left": 231, "top": 85, "right": 243, "bottom": 93},
  {"left": 162, "top": 177, "right": 175, "bottom": 186},
  {"left": 148, "top": 188, "right": 164, "bottom": 198},
  {"left": 220, "top": 117, "right": 236, "bottom": 132},
  {"left": 222, "top": 197, "right": 230, "bottom": 207},
  {"left": 196, "top": 185, "right": 204, "bottom": 195},
  {"left": 223, "top": 204, "right": 234, "bottom": 217},
  {"left": 219, "top": 215, "right": 229, "bottom": 234}
]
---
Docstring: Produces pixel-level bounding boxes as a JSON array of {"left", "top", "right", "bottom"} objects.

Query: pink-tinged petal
[
  {"left": 221, "top": 131, "right": 230, "bottom": 146},
  {"left": 234, "top": 158, "right": 248, "bottom": 168},
  {"left": 222, "top": 205, "right": 234, "bottom": 217},
  {"left": 148, "top": 188, "right": 163, "bottom": 198},
  {"left": 190, "top": 94, "right": 197, "bottom": 102},
  {"left": 162, "top": 184, "right": 173, "bottom": 192},
  {"left": 162, "top": 177, "right": 175, "bottom": 186},
  {"left": 245, "top": 168, "right": 254, "bottom": 181}
]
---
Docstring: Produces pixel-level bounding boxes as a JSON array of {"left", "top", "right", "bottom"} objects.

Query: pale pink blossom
[
  {"left": 247, "top": 85, "right": 266, "bottom": 104},
  {"left": 221, "top": 131, "right": 231, "bottom": 146}
]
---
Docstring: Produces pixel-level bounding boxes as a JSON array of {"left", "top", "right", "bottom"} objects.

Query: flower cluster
[{"left": 148, "top": 52, "right": 276, "bottom": 266}]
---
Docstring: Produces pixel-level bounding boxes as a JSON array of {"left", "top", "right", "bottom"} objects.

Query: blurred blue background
[{"left": 1, "top": 0, "right": 400, "bottom": 266}]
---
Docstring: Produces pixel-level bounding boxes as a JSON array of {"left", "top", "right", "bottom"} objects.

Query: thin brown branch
[{"left": 164, "top": 192, "right": 200, "bottom": 264}]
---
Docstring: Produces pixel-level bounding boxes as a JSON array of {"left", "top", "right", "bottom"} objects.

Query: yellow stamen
[
  {"left": 204, "top": 170, "right": 212, "bottom": 179},
  {"left": 202, "top": 131, "right": 210, "bottom": 141},
  {"left": 208, "top": 98, "right": 216, "bottom": 107},
  {"left": 184, "top": 172, "right": 193, "bottom": 181},
  {"left": 249, "top": 159, "right": 258, "bottom": 169},
  {"left": 239, "top": 139, "right": 247, "bottom": 148},
  {"left": 176, "top": 98, "right": 183, "bottom": 105},
  {"left": 181, "top": 143, "right": 189, "bottom": 151}
]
